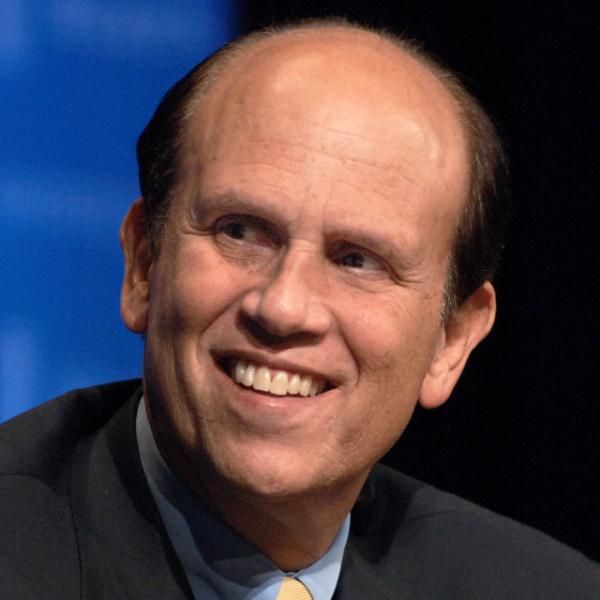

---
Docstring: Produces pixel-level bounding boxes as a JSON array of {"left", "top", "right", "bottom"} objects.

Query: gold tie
[{"left": 276, "top": 576, "right": 313, "bottom": 600}]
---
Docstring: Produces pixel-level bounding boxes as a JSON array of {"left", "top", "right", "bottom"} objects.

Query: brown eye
[
  {"left": 215, "top": 215, "right": 258, "bottom": 243},
  {"left": 335, "top": 246, "right": 384, "bottom": 272},
  {"left": 214, "top": 214, "right": 281, "bottom": 249},
  {"left": 340, "top": 252, "right": 365, "bottom": 268},
  {"left": 222, "top": 220, "right": 246, "bottom": 240}
]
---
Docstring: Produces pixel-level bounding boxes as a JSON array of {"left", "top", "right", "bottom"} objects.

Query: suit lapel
[
  {"left": 69, "top": 389, "right": 194, "bottom": 599},
  {"left": 332, "top": 467, "right": 419, "bottom": 600},
  {"left": 334, "top": 540, "right": 407, "bottom": 600}
]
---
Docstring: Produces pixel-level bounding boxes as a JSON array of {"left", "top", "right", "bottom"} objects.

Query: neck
[{"left": 192, "top": 474, "right": 365, "bottom": 572}]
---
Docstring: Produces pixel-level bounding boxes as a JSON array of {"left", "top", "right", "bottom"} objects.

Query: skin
[{"left": 120, "top": 27, "right": 496, "bottom": 570}]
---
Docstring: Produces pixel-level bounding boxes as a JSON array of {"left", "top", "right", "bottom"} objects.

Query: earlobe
[
  {"left": 419, "top": 281, "right": 496, "bottom": 409},
  {"left": 120, "top": 198, "right": 152, "bottom": 333}
]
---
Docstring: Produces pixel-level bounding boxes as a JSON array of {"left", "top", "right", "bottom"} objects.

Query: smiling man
[{"left": 1, "top": 18, "right": 599, "bottom": 600}]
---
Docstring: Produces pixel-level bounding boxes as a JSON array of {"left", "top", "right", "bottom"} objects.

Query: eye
[
  {"left": 334, "top": 246, "right": 385, "bottom": 273},
  {"left": 214, "top": 214, "right": 280, "bottom": 249},
  {"left": 221, "top": 219, "right": 247, "bottom": 240}
]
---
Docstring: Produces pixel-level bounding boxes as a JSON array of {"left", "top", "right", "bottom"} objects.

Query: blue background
[{"left": 0, "top": 0, "right": 238, "bottom": 421}]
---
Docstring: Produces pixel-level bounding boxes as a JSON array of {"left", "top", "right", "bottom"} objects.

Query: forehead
[{"left": 176, "top": 28, "right": 468, "bottom": 231}]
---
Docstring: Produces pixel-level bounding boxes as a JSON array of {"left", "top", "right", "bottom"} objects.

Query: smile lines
[{"left": 230, "top": 359, "right": 326, "bottom": 397}]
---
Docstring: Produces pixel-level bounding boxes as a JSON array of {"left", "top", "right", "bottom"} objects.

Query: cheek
[
  {"left": 171, "top": 278, "right": 231, "bottom": 332},
  {"left": 151, "top": 250, "right": 244, "bottom": 336},
  {"left": 336, "top": 294, "right": 441, "bottom": 437},
  {"left": 343, "top": 293, "right": 437, "bottom": 373}
]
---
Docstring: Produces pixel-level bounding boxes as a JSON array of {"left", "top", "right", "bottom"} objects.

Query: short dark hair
[{"left": 136, "top": 18, "right": 509, "bottom": 316}]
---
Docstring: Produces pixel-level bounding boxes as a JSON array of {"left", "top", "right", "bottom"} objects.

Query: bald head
[
  {"left": 137, "top": 19, "right": 508, "bottom": 313},
  {"left": 199, "top": 27, "right": 466, "bottom": 163}
]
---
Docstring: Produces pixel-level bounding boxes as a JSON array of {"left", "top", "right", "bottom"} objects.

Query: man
[{"left": 1, "top": 18, "right": 598, "bottom": 599}]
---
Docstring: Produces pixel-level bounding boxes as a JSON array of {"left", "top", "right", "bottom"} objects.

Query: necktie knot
[{"left": 276, "top": 576, "right": 313, "bottom": 600}]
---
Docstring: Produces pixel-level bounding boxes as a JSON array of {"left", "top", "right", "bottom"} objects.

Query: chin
[{"left": 202, "top": 441, "right": 333, "bottom": 503}]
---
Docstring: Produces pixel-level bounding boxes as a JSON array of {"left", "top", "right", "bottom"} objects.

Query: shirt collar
[{"left": 136, "top": 398, "right": 350, "bottom": 600}]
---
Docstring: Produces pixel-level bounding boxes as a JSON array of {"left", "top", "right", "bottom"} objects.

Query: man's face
[{"left": 122, "top": 30, "right": 489, "bottom": 505}]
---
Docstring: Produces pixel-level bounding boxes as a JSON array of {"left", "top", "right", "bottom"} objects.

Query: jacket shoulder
[
  {"left": 0, "top": 380, "right": 143, "bottom": 599},
  {"left": 0, "top": 379, "right": 141, "bottom": 488},
  {"left": 347, "top": 464, "right": 600, "bottom": 598},
  {"left": 0, "top": 474, "right": 80, "bottom": 599}
]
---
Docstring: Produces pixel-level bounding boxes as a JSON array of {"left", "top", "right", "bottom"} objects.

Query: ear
[
  {"left": 419, "top": 281, "right": 496, "bottom": 409},
  {"left": 120, "top": 198, "right": 152, "bottom": 333}
]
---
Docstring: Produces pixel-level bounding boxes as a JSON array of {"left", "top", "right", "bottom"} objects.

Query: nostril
[
  {"left": 241, "top": 314, "right": 289, "bottom": 344},
  {"left": 238, "top": 313, "right": 323, "bottom": 348}
]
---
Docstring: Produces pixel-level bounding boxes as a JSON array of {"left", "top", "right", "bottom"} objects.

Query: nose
[{"left": 240, "top": 248, "right": 332, "bottom": 341}]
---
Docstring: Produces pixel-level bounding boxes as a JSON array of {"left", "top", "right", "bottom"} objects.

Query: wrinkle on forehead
[
  {"left": 192, "top": 114, "right": 460, "bottom": 209},
  {"left": 197, "top": 30, "right": 463, "bottom": 135}
]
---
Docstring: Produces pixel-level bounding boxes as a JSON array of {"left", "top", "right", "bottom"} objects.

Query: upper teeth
[{"left": 232, "top": 360, "right": 325, "bottom": 397}]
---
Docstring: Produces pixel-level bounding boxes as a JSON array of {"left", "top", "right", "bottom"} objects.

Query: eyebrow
[
  {"left": 191, "top": 190, "right": 286, "bottom": 222},
  {"left": 192, "top": 189, "right": 420, "bottom": 270}
]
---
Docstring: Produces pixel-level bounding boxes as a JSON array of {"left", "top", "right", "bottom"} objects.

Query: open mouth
[{"left": 218, "top": 357, "right": 330, "bottom": 397}]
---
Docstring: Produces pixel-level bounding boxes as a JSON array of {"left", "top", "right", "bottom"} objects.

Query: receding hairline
[{"left": 183, "top": 21, "right": 466, "bottom": 133}]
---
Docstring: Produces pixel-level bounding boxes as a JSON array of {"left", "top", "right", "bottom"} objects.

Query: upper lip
[{"left": 212, "top": 349, "right": 340, "bottom": 388}]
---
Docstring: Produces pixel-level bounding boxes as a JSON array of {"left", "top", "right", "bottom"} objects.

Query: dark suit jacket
[{"left": 0, "top": 380, "right": 598, "bottom": 599}]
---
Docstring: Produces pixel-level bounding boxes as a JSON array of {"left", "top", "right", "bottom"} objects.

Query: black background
[{"left": 242, "top": 1, "right": 600, "bottom": 560}]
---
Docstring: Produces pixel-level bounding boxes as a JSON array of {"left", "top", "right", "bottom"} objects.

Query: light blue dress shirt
[{"left": 136, "top": 400, "right": 350, "bottom": 600}]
